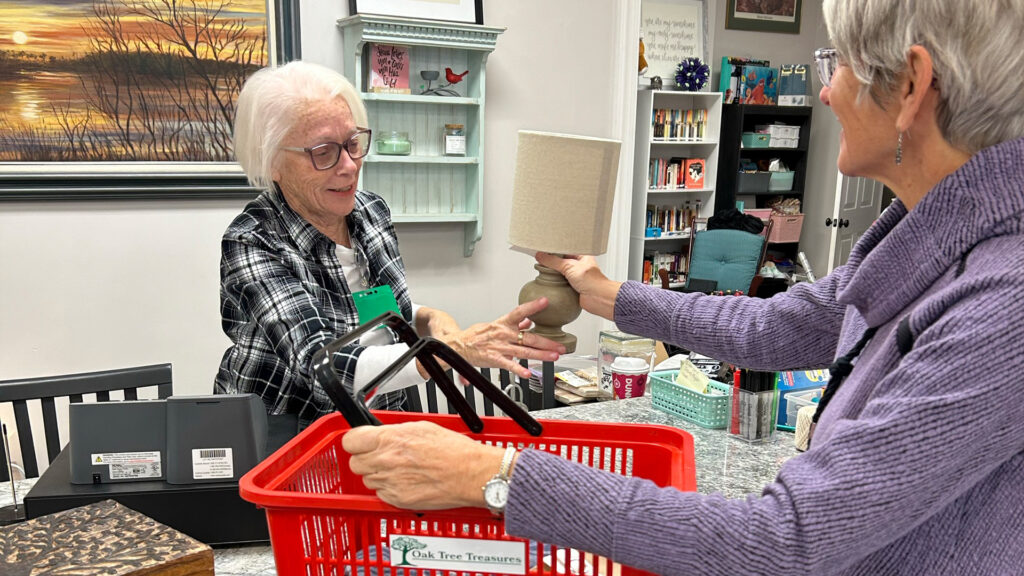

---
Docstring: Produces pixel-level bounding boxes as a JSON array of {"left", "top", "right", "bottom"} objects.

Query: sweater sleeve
[
  {"left": 613, "top": 271, "right": 848, "bottom": 370},
  {"left": 505, "top": 263, "right": 1024, "bottom": 575}
]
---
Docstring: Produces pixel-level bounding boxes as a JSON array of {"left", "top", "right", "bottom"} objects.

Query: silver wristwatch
[{"left": 483, "top": 446, "right": 517, "bottom": 515}]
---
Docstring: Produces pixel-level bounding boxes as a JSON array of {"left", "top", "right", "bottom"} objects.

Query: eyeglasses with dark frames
[
  {"left": 282, "top": 128, "right": 372, "bottom": 171},
  {"left": 814, "top": 48, "right": 839, "bottom": 88},
  {"left": 311, "top": 311, "right": 543, "bottom": 436}
]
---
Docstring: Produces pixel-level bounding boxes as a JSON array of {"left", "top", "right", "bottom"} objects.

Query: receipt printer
[{"left": 69, "top": 394, "right": 268, "bottom": 485}]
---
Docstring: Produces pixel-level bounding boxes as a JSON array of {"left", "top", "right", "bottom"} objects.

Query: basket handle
[{"left": 312, "top": 312, "right": 543, "bottom": 436}]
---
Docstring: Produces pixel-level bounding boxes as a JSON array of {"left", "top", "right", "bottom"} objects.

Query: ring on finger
[{"left": 517, "top": 330, "right": 525, "bottom": 346}]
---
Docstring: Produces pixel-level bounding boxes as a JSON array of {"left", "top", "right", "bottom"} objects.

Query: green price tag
[{"left": 353, "top": 285, "right": 401, "bottom": 326}]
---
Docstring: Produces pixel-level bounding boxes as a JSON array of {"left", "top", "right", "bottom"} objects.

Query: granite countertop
[{"left": 2, "top": 397, "right": 797, "bottom": 575}]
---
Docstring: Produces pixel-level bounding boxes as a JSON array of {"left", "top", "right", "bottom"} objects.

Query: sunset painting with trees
[{"left": 0, "top": 0, "right": 268, "bottom": 162}]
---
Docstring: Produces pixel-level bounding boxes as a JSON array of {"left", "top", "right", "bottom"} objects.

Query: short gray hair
[
  {"left": 232, "top": 61, "right": 368, "bottom": 188},
  {"left": 823, "top": 0, "right": 1024, "bottom": 154}
]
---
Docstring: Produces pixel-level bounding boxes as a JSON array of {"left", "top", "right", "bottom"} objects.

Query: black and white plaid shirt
[{"left": 215, "top": 186, "right": 412, "bottom": 428}]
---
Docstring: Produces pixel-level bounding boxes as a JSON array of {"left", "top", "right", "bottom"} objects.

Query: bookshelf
[
  {"left": 337, "top": 14, "right": 504, "bottom": 256},
  {"left": 629, "top": 90, "right": 723, "bottom": 286},
  {"left": 715, "top": 105, "right": 813, "bottom": 260}
]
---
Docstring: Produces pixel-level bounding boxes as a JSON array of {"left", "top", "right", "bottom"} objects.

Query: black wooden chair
[
  {"left": 405, "top": 360, "right": 558, "bottom": 416},
  {"left": 0, "top": 364, "right": 173, "bottom": 481}
]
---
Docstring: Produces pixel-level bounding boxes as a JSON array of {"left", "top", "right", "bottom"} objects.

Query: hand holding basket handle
[{"left": 312, "top": 312, "right": 543, "bottom": 436}]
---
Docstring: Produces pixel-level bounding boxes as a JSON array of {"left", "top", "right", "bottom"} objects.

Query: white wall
[{"left": 0, "top": 0, "right": 628, "bottom": 395}]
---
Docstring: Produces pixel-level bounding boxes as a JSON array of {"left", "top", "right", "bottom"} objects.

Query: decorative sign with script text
[{"left": 370, "top": 44, "right": 411, "bottom": 94}]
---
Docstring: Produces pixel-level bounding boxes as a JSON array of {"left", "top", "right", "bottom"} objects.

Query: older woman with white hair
[
  {"left": 342, "top": 0, "right": 1024, "bottom": 573},
  {"left": 215, "top": 61, "right": 564, "bottom": 429}
]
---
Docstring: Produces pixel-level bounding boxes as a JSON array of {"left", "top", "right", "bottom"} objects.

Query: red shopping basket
[{"left": 240, "top": 410, "right": 696, "bottom": 576}]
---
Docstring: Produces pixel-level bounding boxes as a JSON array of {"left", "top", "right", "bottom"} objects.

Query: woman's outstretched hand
[
  {"left": 443, "top": 297, "right": 565, "bottom": 379},
  {"left": 534, "top": 253, "right": 622, "bottom": 321}
]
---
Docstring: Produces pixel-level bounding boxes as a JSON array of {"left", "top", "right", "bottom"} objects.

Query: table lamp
[{"left": 508, "top": 130, "right": 621, "bottom": 353}]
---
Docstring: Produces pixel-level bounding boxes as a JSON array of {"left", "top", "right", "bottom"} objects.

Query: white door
[{"left": 827, "top": 174, "right": 886, "bottom": 271}]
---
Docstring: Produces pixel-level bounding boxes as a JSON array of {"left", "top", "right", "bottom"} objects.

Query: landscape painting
[{"left": 0, "top": 0, "right": 269, "bottom": 164}]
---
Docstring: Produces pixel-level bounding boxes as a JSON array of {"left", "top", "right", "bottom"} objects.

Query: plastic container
[
  {"left": 741, "top": 132, "right": 771, "bottom": 148},
  {"left": 745, "top": 208, "right": 772, "bottom": 222},
  {"left": 755, "top": 124, "right": 800, "bottom": 139},
  {"left": 768, "top": 171, "right": 795, "bottom": 191},
  {"left": 240, "top": 411, "right": 696, "bottom": 576},
  {"left": 784, "top": 389, "right": 821, "bottom": 428},
  {"left": 738, "top": 171, "right": 772, "bottom": 193},
  {"left": 650, "top": 370, "right": 733, "bottom": 428},
  {"left": 375, "top": 131, "right": 412, "bottom": 155},
  {"left": 768, "top": 213, "right": 804, "bottom": 243},
  {"left": 598, "top": 330, "right": 655, "bottom": 396}
]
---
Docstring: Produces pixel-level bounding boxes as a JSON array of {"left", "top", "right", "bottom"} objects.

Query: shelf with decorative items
[
  {"left": 629, "top": 89, "right": 722, "bottom": 287},
  {"left": 337, "top": 14, "right": 504, "bottom": 256}
]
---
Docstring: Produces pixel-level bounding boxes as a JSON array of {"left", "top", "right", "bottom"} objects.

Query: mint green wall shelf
[{"left": 337, "top": 14, "right": 504, "bottom": 256}]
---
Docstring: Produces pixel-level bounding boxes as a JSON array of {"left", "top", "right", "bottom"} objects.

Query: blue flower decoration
[{"left": 675, "top": 57, "right": 710, "bottom": 91}]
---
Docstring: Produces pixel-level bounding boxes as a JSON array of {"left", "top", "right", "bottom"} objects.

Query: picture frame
[
  {"left": 640, "top": 0, "right": 713, "bottom": 90},
  {"left": 349, "top": 0, "right": 484, "bottom": 25},
  {"left": 0, "top": 0, "right": 299, "bottom": 201},
  {"left": 725, "top": 0, "right": 802, "bottom": 34}
]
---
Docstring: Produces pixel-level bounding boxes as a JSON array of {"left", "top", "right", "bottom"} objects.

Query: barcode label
[{"left": 191, "top": 447, "right": 233, "bottom": 479}]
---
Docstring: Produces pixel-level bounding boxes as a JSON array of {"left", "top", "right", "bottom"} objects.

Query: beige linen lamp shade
[
  {"left": 508, "top": 130, "right": 621, "bottom": 353},
  {"left": 508, "top": 131, "right": 621, "bottom": 255}
]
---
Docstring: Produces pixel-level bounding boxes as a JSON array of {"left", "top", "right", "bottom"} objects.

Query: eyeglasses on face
[
  {"left": 814, "top": 47, "right": 839, "bottom": 88},
  {"left": 282, "top": 128, "right": 372, "bottom": 171}
]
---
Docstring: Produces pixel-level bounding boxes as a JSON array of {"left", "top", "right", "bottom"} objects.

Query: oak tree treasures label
[{"left": 388, "top": 534, "right": 526, "bottom": 574}]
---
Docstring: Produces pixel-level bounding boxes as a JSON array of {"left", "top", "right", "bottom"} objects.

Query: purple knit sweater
[{"left": 505, "top": 138, "right": 1024, "bottom": 575}]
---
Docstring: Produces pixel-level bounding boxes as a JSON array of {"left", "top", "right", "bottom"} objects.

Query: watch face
[{"left": 484, "top": 478, "right": 510, "bottom": 508}]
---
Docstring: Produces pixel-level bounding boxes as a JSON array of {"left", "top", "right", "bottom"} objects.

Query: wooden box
[{"left": 0, "top": 499, "right": 213, "bottom": 575}]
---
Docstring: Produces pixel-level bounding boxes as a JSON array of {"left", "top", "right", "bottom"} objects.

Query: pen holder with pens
[{"left": 729, "top": 369, "right": 779, "bottom": 443}]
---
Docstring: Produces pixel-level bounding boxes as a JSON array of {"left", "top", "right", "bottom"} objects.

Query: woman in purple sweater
[{"left": 343, "top": 0, "right": 1024, "bottom": 573}]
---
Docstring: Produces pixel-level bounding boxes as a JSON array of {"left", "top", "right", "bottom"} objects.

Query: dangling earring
[{"left": 895, "top": 131, "right": 903, "bottom": 165}]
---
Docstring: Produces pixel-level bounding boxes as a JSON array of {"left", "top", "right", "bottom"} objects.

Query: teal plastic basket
[{"left": 650, "top": 370, "right": 733, "bottom": 428}]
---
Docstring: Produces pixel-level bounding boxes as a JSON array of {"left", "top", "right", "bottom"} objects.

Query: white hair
[
  {"left": 232, "top": 61, "right": 368, "bottom": 188},
  {"left": 823, "top": 0, "right": 1024, "bottom": 154}
]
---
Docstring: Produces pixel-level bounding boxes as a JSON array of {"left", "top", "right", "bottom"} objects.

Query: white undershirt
[{"left": 336, "top": 244, "right": 424, "bottom": 395}]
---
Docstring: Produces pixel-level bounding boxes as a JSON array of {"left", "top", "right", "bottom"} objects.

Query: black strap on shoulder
[
  {"left": 955, "top": 245, "right": 975, "bottom": 278},
  {"left": 812, "top": 326, "right": 879, "bottom": 425},
  {"left": 896, "top": 317, "right": 914, "bottom": 355}
]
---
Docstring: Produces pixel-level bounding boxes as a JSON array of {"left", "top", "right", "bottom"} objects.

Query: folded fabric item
[{"left": 707, "top": 208, "right": 765, "bottom": 234}]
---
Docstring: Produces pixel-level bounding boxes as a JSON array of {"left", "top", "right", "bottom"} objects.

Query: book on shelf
[
  {"left": 369, "top": 43, "right": 411, "bottom": 94},
  {"left": 643, "top": 251, "right": 686, "bottom": 285},
  {"left": 646, "top": 200, "right": 701, "bottom": 235},
  {"left": 651, "top": 108, "right": 708, "bottom": 140},
  {"left": 648, "top": 157, "right": 708, "bottom": 190},
  {"left": 684, "top": 158, "right": 706, "bottom": 189}
]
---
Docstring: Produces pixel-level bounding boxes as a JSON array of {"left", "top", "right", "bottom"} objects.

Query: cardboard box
[
  {"left": 739, "top": 65, "right": 778, "bottom": 105},
  {"left": 776, "top": 369, "right": 829, "bottom": 428},
  {"left": 720, "top": 57, "right": 771, "bottom": 104},
  {"left": 778, "top": 64, "right": 809, "bottom": 106}
]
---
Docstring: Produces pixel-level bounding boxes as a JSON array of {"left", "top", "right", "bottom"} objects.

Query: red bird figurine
[{"left": 445, "top": 67, "right": 469, "bottom": 84}]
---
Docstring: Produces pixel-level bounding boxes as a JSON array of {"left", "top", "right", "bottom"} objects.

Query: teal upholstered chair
[{"left": 684, "top": 217, "right": 772, "bottom": 294}]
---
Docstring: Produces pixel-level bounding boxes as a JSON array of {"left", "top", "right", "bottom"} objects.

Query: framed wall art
[
  {"left": 726, "top": 0, "right": 801, "bottom": 34},
  {"left": 349, "top": 0, "right": 484, "bottom": 25},
  {"left": 0, "top": 0, "right": 298, "bottom": 200},
  {"left": 640, "top": 0, "right": 712, "bottom": 87}
]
